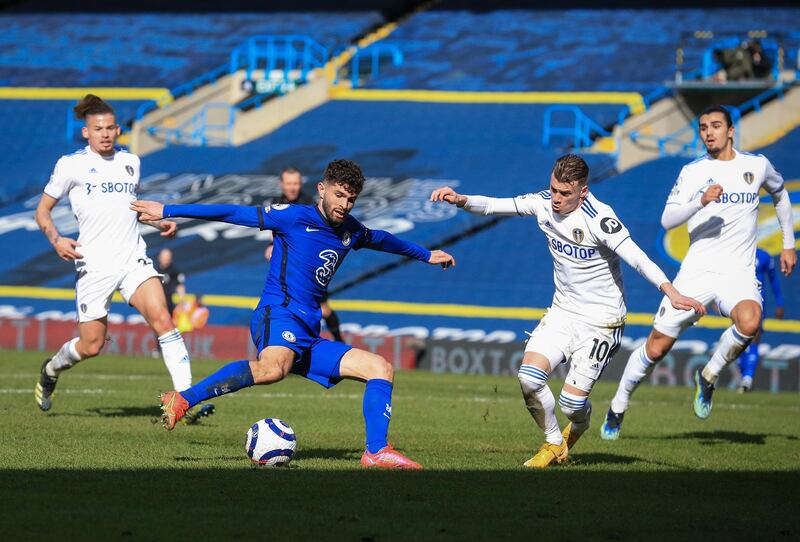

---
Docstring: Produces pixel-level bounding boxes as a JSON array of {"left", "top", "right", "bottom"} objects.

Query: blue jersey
[
  {"left": 163, "top": 203, "right": 431, "bottom": 330},
  {"left": 755, "top": 248, "right": 784, "bottom": 308}
]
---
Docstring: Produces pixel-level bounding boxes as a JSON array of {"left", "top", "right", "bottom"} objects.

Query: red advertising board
[{"left": 0, "top": 317, "right": 420, "bottom": 369}]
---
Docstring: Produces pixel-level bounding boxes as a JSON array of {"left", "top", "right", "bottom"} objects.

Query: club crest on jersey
[
  {"left": 743, "top": 171, "right": 754, "bottom": 184},
  {"left": 281, "top": 331, "right": 297, "bottom": 343},
  {"left": 600, "top": 217, "right": 623, "bottom": 234},
  {"left": 706, "top": 178, "right": 715, "bottom": 185},
  {"left": 125, "top": 165, "right": 134, "bottom": 176},
  {"left": 572, "top": 228, "right": 584, "bottom": 244},
  {"left": 342, "top": 232, "right": 351, "bottom": 247}
]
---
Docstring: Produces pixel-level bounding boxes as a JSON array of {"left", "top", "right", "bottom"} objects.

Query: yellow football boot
[{"left": 523, "top": 440, "right": 568, "bottom": 468}]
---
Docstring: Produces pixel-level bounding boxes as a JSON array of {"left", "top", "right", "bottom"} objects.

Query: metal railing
[
  {"left": 232, "top": 35, "right": 328, "bottom": 83},
  {"left": 628, "top": 84, "right": 788, "bottom": 158},
  {"left": 542, "top": 105, "right": 614, "bottom": 153},
  {"left": 132, "top": 35, "right": 327, "bottom": 123},
  {"left": 336, "top": 43, "right": 404, "bottom": 88},
  {"left": 145, "top": 102, "right": 235, "bottom": 147}
]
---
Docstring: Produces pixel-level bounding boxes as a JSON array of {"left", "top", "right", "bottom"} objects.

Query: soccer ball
[{"left": 245, "top": 418, "right": 297, "bottom": 466}]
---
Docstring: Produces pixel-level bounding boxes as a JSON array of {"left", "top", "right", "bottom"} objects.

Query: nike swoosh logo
[{"left": 306, "top": 227, "right": 320, "bottom": 232}]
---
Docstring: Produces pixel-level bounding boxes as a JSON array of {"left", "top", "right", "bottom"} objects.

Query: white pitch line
[
  {"left": 6, "top": 373, "right": 159, "bottom": 381},
  {"left": 0, "top": 388, "right": 109, "bottom": 394}
]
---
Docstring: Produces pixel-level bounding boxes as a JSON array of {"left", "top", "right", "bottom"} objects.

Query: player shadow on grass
[
  {"left": 85, "top": 406, "right": 162, "bottom": 418},
  {"left": 638, "top": 430, "right": 787, "bottom": 445},
  {"left": 294, "top": 447, "right": 360, "bottom": 461},
  {"left": 566, "top": 453, "right": 639, "bottom": 466}
]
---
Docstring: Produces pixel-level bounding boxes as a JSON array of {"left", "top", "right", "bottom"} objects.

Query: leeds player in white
[
  {"left": 431, "top": 154, "right": 704, "bottom": 468},
  {"left": 33, "top": 94, "right": 195, "bottom": 412},
  {"left": 602, "top": 105, "right": 796, "bottom": 438}
]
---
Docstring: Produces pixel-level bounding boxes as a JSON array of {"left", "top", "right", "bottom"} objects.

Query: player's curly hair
[
  {"left": 552, "top": 154, "right": 589, "bottom": 185},
  {"left": 322, "top": 159, "right": 365, "bottom": 194},
  {"left": 73, "top": 94, "right": 115, "bottom": 120}
]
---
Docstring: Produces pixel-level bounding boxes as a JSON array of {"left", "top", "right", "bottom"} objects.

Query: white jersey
[
  {"left": 466, "top": 191, "right": 634, "bottom": 327},
  {"left": 667, "top": 150, "right": 785, "bottom": 273},
  {"left": 44, "top": 146, "right": 146, "bottom": 271}
]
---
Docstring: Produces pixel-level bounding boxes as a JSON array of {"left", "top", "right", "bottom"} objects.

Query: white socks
[
  {"left": 559, "top": 390, "right": 592, "bottom": 438},
  {"left": 158, "top": 328, "right": 192, "bottom": 392},
  {"left": 703, "top": 325, "right": 754, "bottom": 384},
  {"left": 45, "top": 338, "right": 82, "bottom": 377},
  {"left": 518, "top": 365, "right": 563, "bottom": 446},
  {"left": 610, "top": 345, "right": 656, "bottom": 414}
]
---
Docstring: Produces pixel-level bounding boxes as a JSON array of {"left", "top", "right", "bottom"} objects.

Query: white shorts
[
  {"left": 525, "top": 307, "right": 625, "bottom": 393},
  {"left": 75, "top": 257, "right": 160, "bottom": 323},
  {"left": 653, "top": 267, "right": 762, "bottom": 338}
]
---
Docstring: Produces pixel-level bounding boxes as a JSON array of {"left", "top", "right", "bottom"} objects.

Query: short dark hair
[
  {"left": 322, "top": 159, "right": 365, "bottom": 195},
  {"left": 699, "top": 105, "right": 733, "bottom": 128},
  {"left": 73, "top": 94, "right": 115, "bottom": 120},
  {"left": 552, "top": 154, "right": 589, "bottom": 184},
  {"left": 281, "top": 166, "right": 301, "bottom": 180}
]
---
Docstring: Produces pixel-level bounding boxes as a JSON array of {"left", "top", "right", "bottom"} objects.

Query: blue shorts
[{"left": 250, "top": 305, "right": 351, "bottom": 388}]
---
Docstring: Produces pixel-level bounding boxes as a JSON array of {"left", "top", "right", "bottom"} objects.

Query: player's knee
[
  {"left": 518, "top": 365, "right": 548, "bottom": 393},
  {"left": 558, "top": 392, "right": 589, "bottom": 419},
  {"left": 151, "top": 310, "right": 176, "bottom": 335},
  {"left": 735, "top": 317, "right": 760, "bottom": 338},
  {"left": 78, "top": 337, "right": 105, "bottom": 359},
  {"left": 250, "top": 360, "right": 290, "bottom": 384},
  {"left": 645, "top": 333, "right": 671, "bottom": 361},
  {"left": 365, "top": 356, "right": 393, "bottom": 381}
]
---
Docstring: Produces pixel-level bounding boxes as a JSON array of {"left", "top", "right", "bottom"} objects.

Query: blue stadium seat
[
  {"left": 362, "top": 6, "right": 800, "bottom": 92},
  {"left": 0, "top": 12, "right": 384, "bottom": 87}
]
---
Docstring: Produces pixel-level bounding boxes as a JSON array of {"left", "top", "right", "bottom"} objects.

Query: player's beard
[{"left": 321, "top": 198, "right": 346, "bottom": 226}]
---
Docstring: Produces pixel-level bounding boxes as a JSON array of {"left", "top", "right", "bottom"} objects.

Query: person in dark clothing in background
[{"left": 157, "top": 248, "right": 185, "bottom": 318}]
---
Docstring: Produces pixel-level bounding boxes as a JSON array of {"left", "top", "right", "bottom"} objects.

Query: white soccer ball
[{"left": 245, "top": 418, "right": 297, "bottom": 466}]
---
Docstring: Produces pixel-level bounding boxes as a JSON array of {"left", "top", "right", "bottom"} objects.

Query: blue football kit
[
  {"left": 163, "top": 202, "right": 430, "bottom": 388},
  {"left": 161, "top": 201, "right": 433, "bottom": 454},
  {"left": 738, "top": 248, "right": 785, "bottom": 384}
]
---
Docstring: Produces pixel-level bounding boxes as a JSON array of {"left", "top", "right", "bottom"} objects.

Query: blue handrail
[
  {"left": 629, "top": 83, "right": 787, "bottom": 158},
  {"left": 231, "top": 35, "right": 328, "bottom": 83},
  {"left": 341, "top": 43, "right": 404, "bottom": 88},
  {"left": 132, "top": 34, "right": 327, "bottom": 124},
  {"left": 542, "top": 105, "right": 613, "bottom": 152},
  {"left": 145, "top": 102, "right": 235, "bottom": 147}
]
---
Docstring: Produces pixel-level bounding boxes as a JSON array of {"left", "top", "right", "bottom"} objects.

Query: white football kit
[
  {"left": 653, "top": 150, "right": 794, "bottom": 337},
  {"left": 464, "top": 190, "right": 669, "bottom": 392},
  {"left": 44, "top": 146, "right": 158, "bottom": 322}
]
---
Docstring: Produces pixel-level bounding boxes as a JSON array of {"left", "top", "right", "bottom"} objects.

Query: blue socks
[
  {"left": 738, "top": 342, "right": 760, "bottom": 380},
  {"left": 180, "top": 360, "right": 254, "bottom": 408},
  {"left": 363, "top": 379, "right": 393, "bottom": 453}
]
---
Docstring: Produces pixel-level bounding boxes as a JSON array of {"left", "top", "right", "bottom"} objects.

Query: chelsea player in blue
[
  {"left": 131, "top": 160, "right": 455, "bottom": 469},
  {"left": 737, "top": 248, "right": 785, "bottom": 392}
]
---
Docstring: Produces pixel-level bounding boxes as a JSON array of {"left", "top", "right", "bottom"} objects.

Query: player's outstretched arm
[
  {"left": 428, "top": 249, "right": 456, "bottom": 269},
  {"left": 615, "top": 237, "right": 705, "bottom": 314},
  {"left": 362, "top": 229, "right": 455, "bottom": 269},
  {"left": 659, "top": 282, "right": 706, "bottom": 315},
  {"left": 138, "top": 217, "right": 178, "bottom": 238},
  {"left": 131, "top": 200, "right": 262, "bottom": 228},
  {"left": 430, "top": 186, "right": 536, "bottom": 216},
  {"left": 35, "top": 193, "right": 83, "bottom": 261}
]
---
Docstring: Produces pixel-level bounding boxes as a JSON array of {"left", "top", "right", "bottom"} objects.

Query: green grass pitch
[{"left": 1, "top": 350, "right": 798, "bottom": 540}]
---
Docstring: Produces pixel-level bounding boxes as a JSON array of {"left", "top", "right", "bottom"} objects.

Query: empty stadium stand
[{"left": 362, "top": 5, "right": 800, "bottom": 92}]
